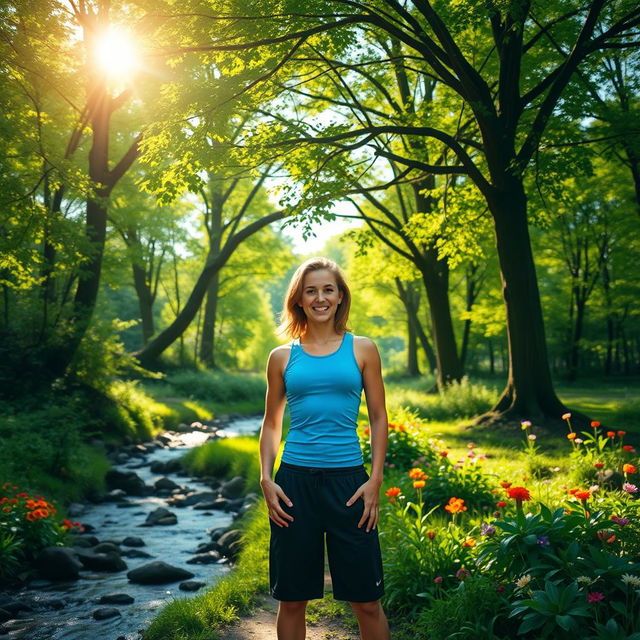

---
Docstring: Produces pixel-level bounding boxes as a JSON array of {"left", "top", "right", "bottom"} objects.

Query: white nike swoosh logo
[{"left": 376, "top": 579, "right": 382, "bottom": 586}]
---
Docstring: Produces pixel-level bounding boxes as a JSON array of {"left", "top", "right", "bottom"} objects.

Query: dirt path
[{"left": 223, "top": 595, "right": 359, "bottom": 640}]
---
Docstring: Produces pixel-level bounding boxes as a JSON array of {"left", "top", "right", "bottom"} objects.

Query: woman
[{"left": 259, "top": 257, "right": 391, "bottom": 640}]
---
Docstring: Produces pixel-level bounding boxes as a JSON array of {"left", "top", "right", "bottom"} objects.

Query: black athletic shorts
[{"left": 269, "top": 461, "right": 385, "bottom": 602}]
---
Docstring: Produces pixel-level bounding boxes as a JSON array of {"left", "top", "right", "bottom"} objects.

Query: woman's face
[{"left": 298, "top": 269, "right": 343, "bottom": 323}]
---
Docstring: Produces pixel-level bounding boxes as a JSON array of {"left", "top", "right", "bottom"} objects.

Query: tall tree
[{"left": 166, "top": 0, "right": 640, "bottom": 424}]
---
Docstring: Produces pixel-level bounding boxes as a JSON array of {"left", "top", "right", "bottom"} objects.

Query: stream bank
[{"left": 0, "top": 415, "right": 262, "bottom": 640}]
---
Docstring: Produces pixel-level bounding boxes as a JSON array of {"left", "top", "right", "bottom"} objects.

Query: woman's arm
[
  {"left": 259, "top": 347, "right": 294, "bottom": 528},
  {"left": 347, "top": 337, "right": 389, "bottom": 532}
]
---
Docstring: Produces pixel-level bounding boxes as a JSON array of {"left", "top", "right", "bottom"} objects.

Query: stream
[{"left": 0, "top": 415, "right": 262, "bottom": 640}]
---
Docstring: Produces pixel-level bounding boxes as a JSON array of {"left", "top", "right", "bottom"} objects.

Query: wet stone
[
  {"left": 93, "top": 607, "right": 121, "bottom": 620},
  {"left": 142, "top": 507, "right": 177, "bottom": 526},
  {"left": 97, "top": 593, "right": 134, "bottom": 605},
  {"left": 186, "top": 551, "right": 220, "bottom": 564},
  {"left": 34, "top": 597, "right": 66, "bottom": 610},
  {"left": 179, "top": 581, "right": 206, "bottom": 592},
  {"left": 122, "top": 536, "right": 145, "bottom": 547},
  {"left": 121, "top": 548, "right": 153, "bottom": 559},
  {"left": 127, "top": 561, "right": 194, "bottom": 585}
]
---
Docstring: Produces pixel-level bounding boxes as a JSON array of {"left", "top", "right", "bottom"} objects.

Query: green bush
[
  {"left": 417, "top": 576, "right": 511, "bottom": 640},
  {"left": 165, "top": 370, "right": 266, "bottom": 404},
  {"left": 181, "top": 436, "right": 262, "bottom": 494},
  {"left": 387, "top": 377, "right": 498, "bottom": 421}
]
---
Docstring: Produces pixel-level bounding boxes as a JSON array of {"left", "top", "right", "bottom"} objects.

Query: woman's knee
[
  {"left": 278, "top": 600, "right": 308, "bottom": 614},
  {"left": 349, "top": 599, "right": 382, "bottom": 617}
]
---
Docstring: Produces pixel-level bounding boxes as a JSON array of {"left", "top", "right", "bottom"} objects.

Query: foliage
[
  {"left": 163, "top": 369, "right": 266, "bottom": 405},
  {"left": 181, "top": 436, "right": 262, "bottom": 494},
  {"left": 0, "top": 482, "right": 83, "bottom": 583}
]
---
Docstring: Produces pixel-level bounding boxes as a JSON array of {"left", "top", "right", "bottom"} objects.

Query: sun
[{"left": 94, "top": 27, "right": 138, "bottom": 80}]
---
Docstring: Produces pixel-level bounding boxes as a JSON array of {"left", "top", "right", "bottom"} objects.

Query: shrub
[
  {"left": 0, "top": 483, "right": 82, "bottom": 582},
  {"left": 164, "top": 369, "right": 266, "bottom": 404},
  {"left": 181, "top": 436, "right": 262, "bottom": 493}
]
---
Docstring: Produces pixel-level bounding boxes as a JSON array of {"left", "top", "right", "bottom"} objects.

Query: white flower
[
  {"left": 528, "top": 434, "right": 537, "bottom": 441},
  {"left": 622, "top": 574, "right": 640, "bottom": 588},
  {"left": 515, "top": 574, "right": 532, "bottom": 589},
  {"left": 576, "top": 576, "right": 594, "bottom": 586}
]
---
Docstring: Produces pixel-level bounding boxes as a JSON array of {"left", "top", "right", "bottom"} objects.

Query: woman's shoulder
[{"left": 351, "top": 334, "right": 377, "bottom": 349}]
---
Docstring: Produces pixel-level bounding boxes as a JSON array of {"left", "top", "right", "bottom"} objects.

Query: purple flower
[
  {"left": 536, "top": 536, "right": 550, "bottom": 547},
  {"left": 481, "top": 523, "right": 496, "bottom": 537},
  {"left": 623, "top": 482, "right": 638, "bottom": 494},
  {"left": 611, "top": 516, "right": 630, "bottom": 526}
]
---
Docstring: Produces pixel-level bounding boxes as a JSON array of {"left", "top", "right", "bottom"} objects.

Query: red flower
[
  {"left": 507, "top": 487, "right": 531, "bottom": 501},
  {"left": 496, "top": 501, "right": 507, "bottom": 508},
  {"left": 587, "top": 592, "right": 605, "bottom": 603},
  {"left": 500, "top": 481, "right": 512, "bottom": 489},
  {"left": 573, "top": 490, "right": 591, "bottom": 501},
  {"left": 16, "top": 492, "right": 28, "bottom": 498},
  {"left": 606, "top": 431, "right": 616, "bottom": 438},
  {"left": 440, "top": 451, "right": 448, "bottom": 457},
  {"left": 594, "top": 462, "right": 604, "bottom": 469},
  {"left": 623, "top": 445, "right": 636, "bottom": 453},
  {"left": 623, "top": 464, "right": 637, "bottom": 474},
  {"left": 385, "top": 487, "right": 401, "bottom": 502},
  {"left": 618, "top": 430, "right": 627, "bottom": 436},
  {"left": 427, "top": 531, "right": 436, "bottom": 540},
  {"left": 590, "top": 421, "right": 601, "bottom": 428}
]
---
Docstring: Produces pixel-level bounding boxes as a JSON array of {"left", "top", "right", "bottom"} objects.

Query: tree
[{"left": 164, "top": 0, "right": 640, "bottom": 424}]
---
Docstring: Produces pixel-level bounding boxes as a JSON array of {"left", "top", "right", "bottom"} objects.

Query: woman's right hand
[{"left": 260, "top": 479, "right": 294, "bottom": 528}]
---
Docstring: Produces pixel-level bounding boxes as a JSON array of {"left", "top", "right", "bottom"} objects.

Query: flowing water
[{"left": 0, "top": 416, "right": 262, "bottom": 640}]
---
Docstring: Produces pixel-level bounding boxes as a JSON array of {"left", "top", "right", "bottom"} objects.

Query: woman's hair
[{"left": 277, "top": 257, "right": 351, "bottom": 339}]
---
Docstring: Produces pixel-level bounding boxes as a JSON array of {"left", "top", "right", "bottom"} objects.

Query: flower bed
[
  {"left": 0, "top": 482, "right": 80, "bottom": 582},
  {"left": 362, "top": 415, "right": 640, "bottom": 639}
]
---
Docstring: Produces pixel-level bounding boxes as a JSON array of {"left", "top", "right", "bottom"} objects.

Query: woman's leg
[
  {"left": 277, "top": 600, "right": 308, "bottom": 640},
  {"left": 348, "top": 600, "right": 390, "bottom": 640}
]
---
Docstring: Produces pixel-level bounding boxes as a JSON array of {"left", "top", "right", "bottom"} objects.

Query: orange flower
[
  {"left": 496, "top": 501, "right": 507, "bottom": 508},
  {"left": 363, "top": 427, "right": 370, "bottom": 437},
  {"left": 388, "top": 423, "right": 397, "bottom": 430},
  {"left": 597, "top": 530, "right": 616, "bottom": 543},
  {"left": 568, "top": 487, "right": 581, "bottom": 495},
  {"left": 2, "top": 506, "right": 11, "bottom": 513},
  {"left": 594, "top": 462, "right": 604, "bottom": 469},
  {"left": 413, "top": 480, "right": 426, "bottom": 489},
  {"left": 500, "top": 481, "right": 512, "bottom": 489},
  {"left": 409, "top": 468, "right": 427, "bottom": 480},
  {"left": 26, "top": 511, "right": 36, "bottom": 521},
  {"left": 444, "top": 497, "right": 467, "bottom": 514},
  {"left": 427, "top": 531, "right": 436, "bottom": 539},
  {"left": 562, "top": 413, "right": 572, "bottom": 420},
  {"left": 440, "top": 451, "right": 448, "bottom": 457},
  {"left": 606, "top": 431, "right": 616, "bottom": 438},
  {"left": 397, "top": 424, "right": 407, "bottom": 432},
  {"left": 567, "top": 433, "right": 577, "bottom": 441},
  {"left": 507, "top": 487, "right": 531, "bottom": 501},
  {"left": 573, "top": 490, "right": 591, "bottom": 501},
  {"left": 385, "top": 487, "right": 401, "bottom": 498},
  {"left": 462, "top": 538, "right": 476, "bottom": 548},
  {"left": 623, "top": 464, "right": 637, "bottom": 474},
  {"left": 590, "top": 421, "right": 601, "bottom": 428}
]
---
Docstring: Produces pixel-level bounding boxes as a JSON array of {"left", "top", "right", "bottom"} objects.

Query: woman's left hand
[{"left": 346, "top": 479, "right": 381, "bottom": 532}]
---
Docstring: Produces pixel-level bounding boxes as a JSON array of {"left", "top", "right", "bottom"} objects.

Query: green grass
[
  {"left": 145, "top": 377, "right": 640, "bottom": 639},
  {"left": 181, "top": 436, "right": 263, "bottom": 494}
]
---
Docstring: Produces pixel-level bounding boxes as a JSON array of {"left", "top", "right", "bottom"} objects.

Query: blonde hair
[{"left": 277, "top": 257, "right": 351, "bottom": 339}]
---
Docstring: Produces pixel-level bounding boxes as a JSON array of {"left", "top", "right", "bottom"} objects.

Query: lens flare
[{"left": 94, "top": 27, "right": 138, "bottom": 79}]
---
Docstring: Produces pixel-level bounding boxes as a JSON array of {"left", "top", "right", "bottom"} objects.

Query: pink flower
[
  {"left": 587, "top": 592, "right": 605, "bottom": 603},
  {"left": 434, "top": 576, "right": 443, "bottom": 584},
  {"left": 623, "top": 483, "right": 638, "bottom": 494},
  {"left": 456, "top": 568, "right": 470, "bottom": 580}
]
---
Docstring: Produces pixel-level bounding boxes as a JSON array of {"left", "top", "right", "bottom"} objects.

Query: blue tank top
[{"left": 281, "top": 332, "right": 364, "bottom": 467}]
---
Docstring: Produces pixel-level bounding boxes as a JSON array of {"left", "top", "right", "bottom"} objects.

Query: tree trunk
[
  {"left": 133, "top": 211, "right": 285, "bottom": 367},
  {"left": 412, "top": 185, "right": 462, "bottom": 388},
  {"left": 487, "top": 339, "right": 495, "bottom": 375},
  {"left": 199, "top": 271, "right": 221, "bottom": 367},
  {"left": 132, "top": 260, "right": 155, "bottom": 344},
  {"left": 477, "top": 180, "right": 570, "bottom": 426},
  {"left": 394, "top": 278, "right": 421, "bottom": 376}
]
